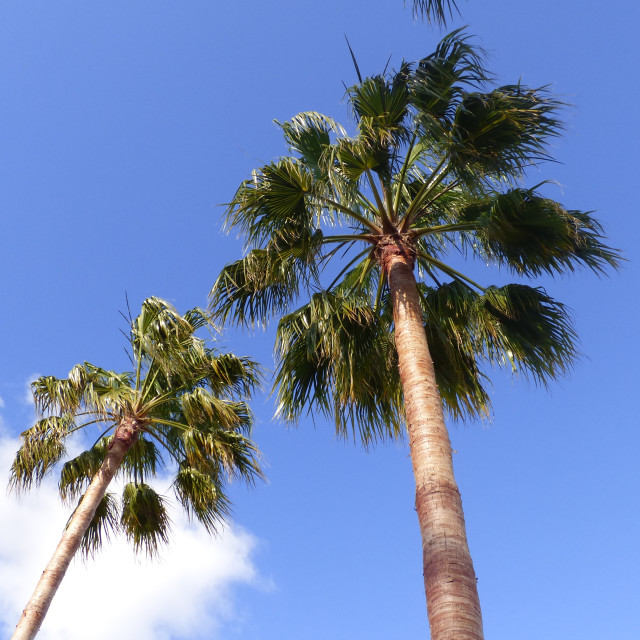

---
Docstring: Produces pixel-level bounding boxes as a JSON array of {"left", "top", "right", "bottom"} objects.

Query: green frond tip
[
  {"left": 209, "top": 229, "right": 323, "bottom": 328},
  {"left": 463, "top": 188, "right": 621, "bottom": 275},
  {"left": 274, "top": 291, "right": 404, "bottom": 445},
  {"left": 9, "top": 416, "right": 74, "bottom": 493},
  {"left": 174, "top": 461, "right": 231, "bottom": 534},
  {"left": 59, "top": 439, "right": 109, "bottom": 503},
  {"left": 277, "top": 112, "right": 345, "bottom": 180},
  {"left": 225, "top": 157, "right": 315, "bottom": 248},
  {"left": 121, "top": 483, "right": 171, "bottom": 557},
  {"left": 447, "top": 85, "right": 564, "bottom": 180},
  {"left": 416, "top": 283, "right": 492, "bottom": 420},
  {"left": 410, "top": 29, "right": 488, "bottom": 129},
  {"left": 120, "top": 436, "right": 161, "bottom": 485},
  {"left": 409, "top": 0, "right": 459, "bottom": 25},
  {"left": 180, "top": 424, "right": 263, "bottom": 485},
  {"left": 477, "top": 284, "right": 579, "bottom": 384},
  {"left": 78, "top": 492, "right": 120, "bottom": 559}
]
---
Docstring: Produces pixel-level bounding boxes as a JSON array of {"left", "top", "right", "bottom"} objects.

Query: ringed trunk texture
[
  {"left": 12, "top": 419, "right": 138, "bottom": 640},
  {"left": 385, "top": 248, "right": 484, "bottom": 640}
]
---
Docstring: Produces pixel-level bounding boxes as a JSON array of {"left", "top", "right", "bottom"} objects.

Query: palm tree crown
[
  {"left": 10, "top": 297, "right": 262, "bottom": 640},
  {"left": 11, "top": 297, "right": 262, "bottom": 554},
  {"left": 210, "top": 30, "right": 619, "bottom": 640},
  {"left": 211, "top": 30, "right": 618, "bottom": 436}
]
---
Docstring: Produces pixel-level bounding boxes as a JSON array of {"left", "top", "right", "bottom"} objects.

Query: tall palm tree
[
  {"left": 9, "top": 297, "right": 263, "bottom": 640},
  {"left": 209, "top": 31, "right": 618, "bottom": 640}
]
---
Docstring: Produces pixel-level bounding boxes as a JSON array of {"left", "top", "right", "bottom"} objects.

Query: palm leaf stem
[
  {"left": 134, "top": 334, "right": 144, "bottom": 393},
  {"left": 139, "top": 362, "right": 162, "bottom": 405},
  {"left": 418, "top": 251, "right": 486, "bottom": 291},
  {"left": 364, "top": 168, "right": 389, "bottom": 227},
  {"left": 327, "top": 248, "right": 374, "bottom": 292},
  {"left": 318, "top": 242, "right": 351, "bottom": 267},
  {"left": 149, "top": 417, "right": 197, "bottom": 433},
  {"left": 316, "top": 195, "right": 382, "bottom": 233},
  {"left": 144, "top": 388, "right": 194, "bottom": 414},
  {"left": 412, "top": 179, "right": 461, "bottom": 222},
  {"left": 401, "top": 156, "right": 449, "bottom": 230},
  {"left": 322, "top": 233, "right": 378, "bottom": 245},
  {"left": 89, "top": 424, "right": 119, "bottom": 450},
  {"left": 345, "top": 254, "right": 377, "bottom": 297},
  {"left": 411, "top": 221, "right": 480, "bottom": 238},
  {"left": 423, "top": 266, "right": 444, "bottom": 288},
  {"left": 67, "top": 418, "right": 115, "bottom": 437},
  {"left": 393, "top": 130, "right": 419, "bottom": 214},
  {"left": 374, "top": 269, "right": 386, "bottom": 312},
  {"left": 356, "top": 192, "right": 384, "bottom": 224},
  {"left": 384, "top": 183, "right": 396, "bottom": 224}
]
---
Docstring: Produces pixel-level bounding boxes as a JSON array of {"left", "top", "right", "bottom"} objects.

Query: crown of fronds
[
  {"left": 210, "top": 31, "right": 620, "bottom": 443},
  {"left": 10, "top": 297, "right": 263, "bottom": 557}
]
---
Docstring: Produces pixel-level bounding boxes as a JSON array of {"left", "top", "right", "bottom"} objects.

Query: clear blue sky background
[{"left": 1, "top": 1, "right": 638, "bottom": 638}]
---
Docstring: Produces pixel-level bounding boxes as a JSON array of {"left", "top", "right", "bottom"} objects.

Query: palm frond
[
  {"left": 9, "top": 416, "right": 74, "bottom": 492},
  {"left": 409, "top": 0, "right": 459, "bottom": 25},
  {"left": 77, "top": 492, "right": 120, "bottom": 559},
  {"left": 462, "top": 188, "right": 621, "bottom": 275},
  {"left": 120, "top": 483, "right": 171, "bottom": 557},
  {"left": 203, "top": 351, "right": 263, "bottom": 399},
  {"left": 410, "top": 29, "right": 488, "bottom": 131},
  {"left": 180, "top": 388, "right": 253, "bottom": 434},
  {"left": 447, "top": 85, "right": 564, "bottom": 181},
  {"left": 275, "top": 291, "right": 403, "bottom": 444},
  {"left": 414, "top": 284, "right": 491, "bottom": 419},
  {"left": 225, "top": 157, "right": 316, "bottom": 248},
  {"left": 277, "top": 112, "right": 345, "bottom": 181},
  {"left": 120, "top": 436, "right": 162, "bottom": 484},
  {"left": 347, "top": 65, "right": 412, "bottom": 151},
  {"left": 475, "top": 284, "right": 578, "bottom": 384},
  {"left": 31, "top": 375, "right": 83, "bottom": 415},
  {"left": 59, "top": 438, "right": 110, "bottom": 502},
  {"left": 173, "top": 461, "right": 230, "bottom": 533},
  {"left": 209, "top": 230, "right": 323, "bottom": 328}
]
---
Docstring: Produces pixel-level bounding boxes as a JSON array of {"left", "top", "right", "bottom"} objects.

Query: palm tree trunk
[
  {"left": 385, "top": 248, "right": 484, "bottom": 640},
  {"left": 12, "top": 420, "right": 137, "bottom": 640}
]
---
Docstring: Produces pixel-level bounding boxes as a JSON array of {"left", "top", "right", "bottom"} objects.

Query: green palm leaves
[
  {"left": 210, "top": 31, "right": 619, "bottom": 435},
  {"left": 10, "top": 297, "right": 263, "bottom": 557},
  {"left": 409, "top": 0, "right": 459, "bottom": 25}
]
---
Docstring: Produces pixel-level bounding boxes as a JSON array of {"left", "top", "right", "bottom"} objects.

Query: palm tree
[
  {"left": 209, "top": 31, "right": 618, "bottom": 640},
  {"left": 9, "top": 297, "right": 263, "bottom": 640}
]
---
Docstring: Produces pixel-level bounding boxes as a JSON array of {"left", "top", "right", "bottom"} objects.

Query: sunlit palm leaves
[
  {"left": 211, "top": 30, "right": 619, "bottom": 437},
  {"left": 10, "top": 297, "right": 263, "bottom": 557}
]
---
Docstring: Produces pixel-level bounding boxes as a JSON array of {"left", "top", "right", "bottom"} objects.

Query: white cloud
[
  {"left": 22, "top": 374, "right": 40, "bottom": 408},
  {"left": 0, "top": 436, "right": 264, "bottom": 640}
]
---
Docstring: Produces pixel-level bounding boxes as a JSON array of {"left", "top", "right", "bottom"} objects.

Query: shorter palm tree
[{"left": 9, "top": 297, "right": 263, "bottom": 640}]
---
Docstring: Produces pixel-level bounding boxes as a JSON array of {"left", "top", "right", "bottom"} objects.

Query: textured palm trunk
[
  {"left": 12, "top": 419, "right": 138, "bottom": 640},
  {"left": 385, "top": 247, "right": 484, "bottom": 640}
]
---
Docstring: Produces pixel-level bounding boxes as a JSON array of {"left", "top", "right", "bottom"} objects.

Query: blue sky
[{"left": 1, "top": 1, "right": 638, "bottom": 638}]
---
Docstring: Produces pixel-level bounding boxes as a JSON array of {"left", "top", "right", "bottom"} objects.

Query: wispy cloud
[
  {"left": 0, "top": 435, "right": 264, "bottom": 640},
  {"left": 22, "top": 374, "right": 40, "bottom": 408}
]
